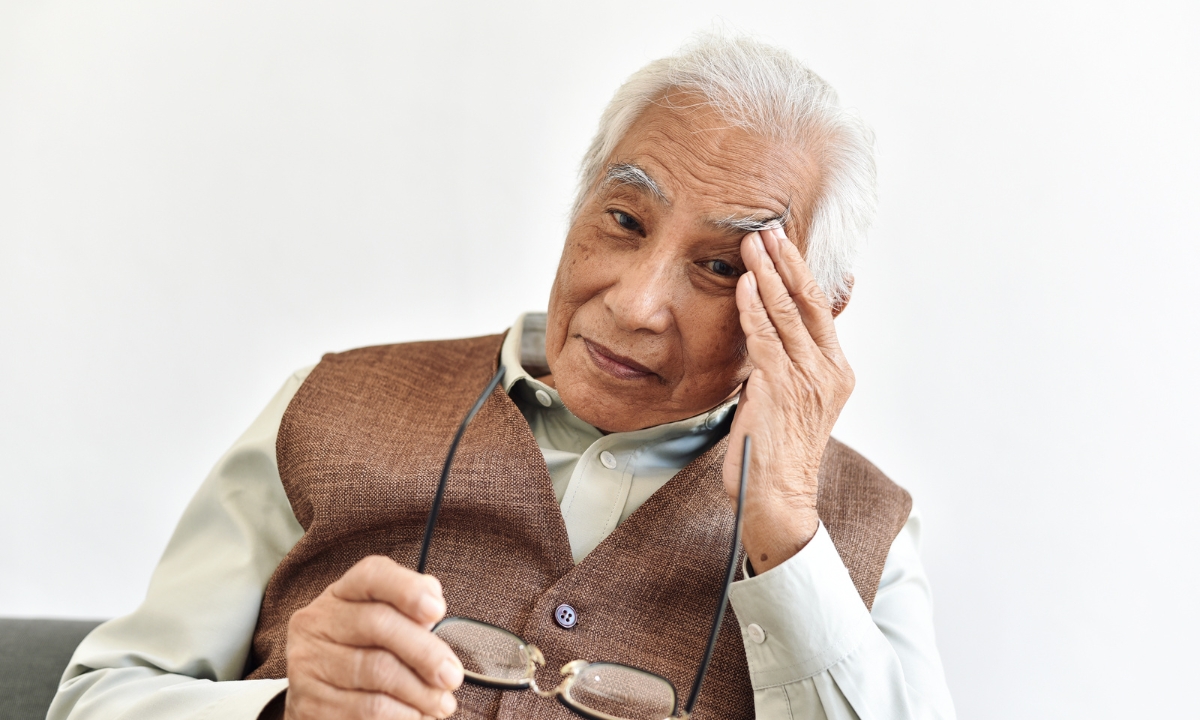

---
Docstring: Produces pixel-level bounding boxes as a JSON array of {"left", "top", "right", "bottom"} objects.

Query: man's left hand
[{"left": 724, "top": 226, "right": 855, "bottom": 574}]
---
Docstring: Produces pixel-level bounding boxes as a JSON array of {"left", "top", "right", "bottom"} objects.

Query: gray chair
[{"left": 0, "top": 619, "right": 103, "bottom": 720}]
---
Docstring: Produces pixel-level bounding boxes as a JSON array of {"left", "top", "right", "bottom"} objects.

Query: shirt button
[
  {"left": 705, "top": 413, "right": 722, "bottom": 430},
  {"left": 535, "top": 389, "right": 553, "bottom": 407},
  {"left": 599, "top": 451, "right": 617, "bottom": 469},
  {"left": 747, "top": 623, "right": 766, "bottom": 644},
  {"left": 554, "top": 603, "right": 578, "bottom": 629}
]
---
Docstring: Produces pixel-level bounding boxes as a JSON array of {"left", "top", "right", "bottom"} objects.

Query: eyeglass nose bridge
[
  {"left": 549, "top": 659, "right": 590, "bottom": 695},
  {"left": 530, "top": 659, "right": 593, "bottom": 703},
  {"left": 522, "top": 643, "right": 552, "bottom": 696},
  {"left": 510, "top": 644, "right": 623, "bottom": 703},
  {"left": 526, "top": 652, "right": 595, "bottom": 699}
]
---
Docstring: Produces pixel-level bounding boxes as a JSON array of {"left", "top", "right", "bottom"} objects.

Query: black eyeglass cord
[
  {"left": 416, "top": 365, "right": 507, "bottom": 574},
  {"left": 684, "top": 434, "right": 749, "bottom": 716},
  {"left": 416, "top": 365, "right": 750, "bottom": 719}
]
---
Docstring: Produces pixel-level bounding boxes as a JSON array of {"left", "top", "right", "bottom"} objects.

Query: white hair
[{"left": 572, "top": 34, "right": 877, "bottom": 306}]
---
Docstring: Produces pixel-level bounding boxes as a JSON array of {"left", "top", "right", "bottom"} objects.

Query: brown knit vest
[{"left": 245, "top": 334, "right": 912, "bottom": 719}]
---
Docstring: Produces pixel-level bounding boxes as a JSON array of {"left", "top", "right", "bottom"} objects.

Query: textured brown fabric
[
  {"left": 816, "top": 439, "right": 914, "bottom": 609},
  {"left": 245, "top": 334, "right": 911, "bottom": 720}
]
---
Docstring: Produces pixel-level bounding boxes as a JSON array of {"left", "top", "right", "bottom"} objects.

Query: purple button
[{"left": 554, "top": 603, "right": 578, "bottom": 629}]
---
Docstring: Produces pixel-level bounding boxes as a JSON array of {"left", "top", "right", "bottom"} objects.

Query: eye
[
  {"left": 610, "top": 211, "right": 642, "bottom": 232},
  {"left": 705, "top": 259, "right": 741, "bottom": 277}
]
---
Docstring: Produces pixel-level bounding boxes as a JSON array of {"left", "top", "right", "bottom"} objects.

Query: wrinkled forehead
[{"left": 602, "top": 97, "right": 819, "bottom": 232}]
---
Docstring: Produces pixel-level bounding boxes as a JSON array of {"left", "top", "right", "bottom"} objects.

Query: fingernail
[
  {"left": 440, "top": 691, "right": 457, "bottom": 716},
  {"left": 438, "top": 658, "right": 464, "bottom": 689},
  {"left": 751, "top": 232, "right": 766, "bottom": 254},
  {"left": 418, "top": 593, "right": 445, "bottom": 621}
]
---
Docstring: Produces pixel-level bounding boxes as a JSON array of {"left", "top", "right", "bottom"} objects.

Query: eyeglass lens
[
  {"left": 435, "top": 618, "right": 530, "bottom": 685},
  {"left": 564, "top": 662, "right": 677, "bottom": 720}
]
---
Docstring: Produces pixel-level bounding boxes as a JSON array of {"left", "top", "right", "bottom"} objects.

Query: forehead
[{"left": 605, "top": 95, "right": 813, "bottom": 218}]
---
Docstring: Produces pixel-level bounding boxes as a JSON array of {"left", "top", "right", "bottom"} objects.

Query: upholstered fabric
[{"left": 0, "top": 618, "right": 103, "bottom": 720}]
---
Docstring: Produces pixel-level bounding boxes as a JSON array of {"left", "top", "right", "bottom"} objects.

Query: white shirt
[{"left": 50, "top": 315, "right": 955, "bottom": 720}]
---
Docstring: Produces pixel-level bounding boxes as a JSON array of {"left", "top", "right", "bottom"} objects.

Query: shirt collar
[{"left": 501, "top": 311, "right": 550, "bottom": 393}]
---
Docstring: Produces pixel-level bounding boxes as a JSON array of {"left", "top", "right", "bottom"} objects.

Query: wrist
[{"left": 740, "top": 498, "right": 819, "bottom": 574}]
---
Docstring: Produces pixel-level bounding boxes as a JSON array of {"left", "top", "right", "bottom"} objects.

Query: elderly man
[{"left": 50, "top": 36, "right": 954, "bottom": 720}]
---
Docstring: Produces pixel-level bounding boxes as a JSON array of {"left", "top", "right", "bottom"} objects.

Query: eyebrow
[
  {"left": 708, "top": 203, "right": 792, "bottom": 234},
  {"left": 602, "top": 163, "right": 670, "bottom": 204}
]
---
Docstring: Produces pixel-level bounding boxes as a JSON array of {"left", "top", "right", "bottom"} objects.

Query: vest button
[{"left": 554, "top": 603, "right": 578, "bottom": 629}]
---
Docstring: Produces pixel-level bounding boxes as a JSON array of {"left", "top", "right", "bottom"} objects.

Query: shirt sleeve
[
  {"left": 727, "top": 512, "right": 956, "bottom": 720},
  {"left": 48, "top": 367, "right": 314, "bottom": 720}
]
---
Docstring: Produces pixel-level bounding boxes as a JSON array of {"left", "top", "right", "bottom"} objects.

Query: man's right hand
[{"left": 283, "top": 555, "right": 464, "bottom": 720}]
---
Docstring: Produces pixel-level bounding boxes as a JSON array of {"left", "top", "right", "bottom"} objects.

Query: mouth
[{"left": 582, "top": 338, "right": 657, "bottom": 381}]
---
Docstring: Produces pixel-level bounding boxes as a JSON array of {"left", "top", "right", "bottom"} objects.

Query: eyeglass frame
[{"left": 415, "top": 366, "right": 749, "bottom": 720}]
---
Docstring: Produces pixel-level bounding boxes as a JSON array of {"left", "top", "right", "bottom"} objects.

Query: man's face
[{"left": 545, "top": 95, "right": 818, "bottom": 432}]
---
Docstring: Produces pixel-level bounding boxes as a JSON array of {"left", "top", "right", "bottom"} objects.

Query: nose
[{"left": 602, "top": 246, "right": 675, "bottom": 334}]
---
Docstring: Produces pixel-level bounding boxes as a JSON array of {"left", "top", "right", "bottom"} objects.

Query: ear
[{"left": 830, "top": 275, "right": 854, "bottom": 318}]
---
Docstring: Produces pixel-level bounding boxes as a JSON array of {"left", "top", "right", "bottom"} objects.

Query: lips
[{"left": 582, "top": 339, "right": 657, "bottom": 381}]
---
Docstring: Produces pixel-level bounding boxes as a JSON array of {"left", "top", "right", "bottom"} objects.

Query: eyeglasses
[{"left": 416, "top": 366, "right": 749, "bottom": 720}]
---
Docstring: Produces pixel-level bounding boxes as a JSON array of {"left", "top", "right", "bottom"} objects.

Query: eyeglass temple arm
[
  {"left": 416, "top": 365, "right": 507, "bottom": 574},
  {"left": 683, "top": 434, "right": 750, "bottom": 716}
]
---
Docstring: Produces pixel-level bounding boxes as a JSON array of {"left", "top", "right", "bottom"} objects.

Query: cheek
[
  {"left": 559, "top": 228, "right": 627, "bottom": 315},
  {"left": 546, "top": 231, "right": 611, "bottom": 363},
  {"left": 560, "top": 235, "right": 607, "bottom": 291},
  {"left": 682, "top": 297, "right": 747, "bottom": 376}
]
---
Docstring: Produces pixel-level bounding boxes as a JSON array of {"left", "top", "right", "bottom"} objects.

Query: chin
[
  {"left": 555, "top": 377, "right": 615, "bottom": 430},
  {"left": 554, "top": 375, "right": 645, "bottom": 434}
]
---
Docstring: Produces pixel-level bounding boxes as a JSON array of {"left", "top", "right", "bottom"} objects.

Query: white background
[{"left": 2, "top": 1, "right": 1197, "bottom": 717}]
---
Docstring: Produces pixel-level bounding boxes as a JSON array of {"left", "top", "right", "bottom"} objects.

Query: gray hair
[{"left": 571, "top": 34, "right": 877, "bottom": 306}]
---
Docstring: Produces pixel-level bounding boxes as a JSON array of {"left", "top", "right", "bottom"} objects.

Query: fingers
[
  {"left": 332, "top": 556, "right": 446, "bottom": 628},
  {"left": 736, "top": 267, "right": 787, "bottom": 372},
  {"left": 300, "top": 637, "right": 458, "bottom": 718},
  {"left": 285, "top": 679, "right": 444, "bottom": 720},
  {"left": 760, "top": 228, "right": 845, "bottom": 360},
  {"left": 329, "top": 557, "right": 459, "bottom": 690},
  {"left": 285, "top": 558, "right": 464, "bottom": 720},
  {"left": 739, "top": 231, "right": 825, "bottom": 367},
  {"left": 298, "top": 594, "right": 463, "bottom": 691}
]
